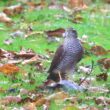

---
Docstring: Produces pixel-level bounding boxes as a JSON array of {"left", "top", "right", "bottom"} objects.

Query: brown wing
[{"left": 48, "top": 45, "right": 64, "bottom": 73}]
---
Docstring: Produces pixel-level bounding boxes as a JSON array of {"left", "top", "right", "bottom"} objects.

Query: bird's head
[{"left": 63, "top": 28, "right": 77, "bottom": 38}]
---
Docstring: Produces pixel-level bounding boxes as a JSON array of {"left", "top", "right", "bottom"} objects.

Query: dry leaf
[
  {"left": 91, "top": 45, "right": 108, "bottom": 56},
  {"left": 96, "top": 73, "right": 108, "bottom": 81},
  {"left": 15, "top": 51, "right": 35, "bottom": 59},
  {"left": 22, "top": 55, "right": 41, "bottom": 65},
  {"left": 3, "top": 4, "right": 23, "bottom": 16},
  {"left": 0, "top": 96, "right": 21, "bottom": 105},
  {"left": 95, "top": 96, "right": 110, "bottom": 106},
  {"left": 26, "top": 1, "right": 46, "bottom": 11},
  {"left": 45, "top": 28, "right": 65, "bottom": 38},
  {"left": 97, "top": 58, "right": 110, "bottom": 70},
  {"left": 23, "top": 102, "right": 36, "bottom": 110},
  {"left": 0, "top": 49, "right": 15, "bottom": 59},
  {"left": 0, "top": 64, "right": 19, "bottom": 75},
  {"left": 34, "top": 97, "right": 47, "bottom": 106},
  {"left": 68, "top": 0, "right": 88, "bottom": 9}
]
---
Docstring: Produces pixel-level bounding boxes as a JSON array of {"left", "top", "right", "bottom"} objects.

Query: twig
[{"left": 79, "top": 60, "right": 94, "bottom": 86}]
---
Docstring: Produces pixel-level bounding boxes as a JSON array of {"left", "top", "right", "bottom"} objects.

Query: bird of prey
[{"left": 47, "top": 28, "right": 83, "bottom": 82}]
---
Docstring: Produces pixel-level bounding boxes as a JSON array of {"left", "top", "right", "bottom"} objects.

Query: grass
[{"left": 0, "top": 0, "right": 110, "bottom": 109}]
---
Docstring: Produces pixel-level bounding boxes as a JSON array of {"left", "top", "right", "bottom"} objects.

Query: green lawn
[{"left": 0, "top": 0, "right": 110, "bottom": 109}]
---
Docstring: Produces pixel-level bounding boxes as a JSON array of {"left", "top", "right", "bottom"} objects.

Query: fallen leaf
[
  {"left": 23, "top": 102, "right": 36, "bottom": 110},
  {"left": 96, "top": 73, "right": 108, "bottom": 81},
  {"left": 91, "top": 45, "right": 108, "bottom": 56},
  {"left": 0, "top": 49, "right": 15, "bottom": 59},
  {"left": 0, "top": 64, "right": 19, "bottom": 76},
  {"left": 97, "top": 58, "right": 110, "bottom": 70},
  {"left": 3, "top": 4, "right": 23, "bottom": 16},
  {"left": 95, "top": 96, "right": 110, "bottom": 106},
  {"left": 22, "top": 55, "right": 41, "bottom": 65},
  {"left": 26, "top": 1, "right": 46, "bottom": 11},
  {"left": 45, "top": 28, "right": 65, "bottom": 38},
  {"left": 15, "top": 51, "right": 36, "bottom": 59},
  {"left": 0, "top": 96, "right": 21, "bottom": 105},
  {"left": 34, "top": 97, "right": 48, "bottom": 106},
  {"left": 68, "top": 0, "right": 88, "bottom": 9}
]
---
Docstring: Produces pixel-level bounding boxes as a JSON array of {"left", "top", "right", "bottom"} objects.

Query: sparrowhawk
[{"left": 47, "top": 28, "right": 83, "bottom": 82}]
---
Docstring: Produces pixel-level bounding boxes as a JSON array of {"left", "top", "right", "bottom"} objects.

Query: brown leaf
[
  {"left": 34, "top": 97, "right": 47, "bottom": 106},
  {"left": 91, "top": 45, "right": 108, "bottom": 56},
  {"left": 0, "top": 49, "right": 16, "bottom": 60},
  {"left": 105, "top": 0, "right": 110, "bottom": 3},
  {"left": 0, "top": 64, "right": 19, "bottom": 75},
  {"left": 96, "top": 73, "right": 108, "bottom": 81},
  {"left": 45, "top": 28, "right": 65, "bottom": 38},
  {"left": 23, "top": 102, "right": 36, "bottom": 110},
  {"left": 97, "top": 58, "right": 110, "bottom": 70},
  {"left": 0, "top": 96, "right": 21, "bottom": 105},
  {"left": 3, "top": 5, "right": 23, "bottom": 16},
  {"left": 26, "top": 1, "right": 46, "bottom": 11},
  {"left": 68, "top": 0, "right": 88, "bottom": 9},
  {"left": 95, "top": 96, "right": 110, "bottom": 106},
  {"left": 15, "top": 50, "right": 36, "bottom": 59},
  {"left": 22, "top": 55, "right": 41, "bottom": 65}
]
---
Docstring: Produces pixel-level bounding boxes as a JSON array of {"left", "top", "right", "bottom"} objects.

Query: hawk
[{"left": 47, "top": 28, "right": 83, "bottom": 82}]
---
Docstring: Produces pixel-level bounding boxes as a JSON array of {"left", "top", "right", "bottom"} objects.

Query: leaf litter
[{"left": 0, "top": 0, "right": 110, "bottom": 110}]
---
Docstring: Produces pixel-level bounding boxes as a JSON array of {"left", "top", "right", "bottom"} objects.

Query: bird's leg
[{"left": 58, "top": 71, "right": 62, "bottom": 81}]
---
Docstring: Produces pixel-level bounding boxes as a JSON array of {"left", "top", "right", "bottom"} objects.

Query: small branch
[{"left": 79, "top": 60, "right": 94, "bottom": 86}]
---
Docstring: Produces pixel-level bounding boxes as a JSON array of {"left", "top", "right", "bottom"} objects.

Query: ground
[{"left": 0, "top": 0, "right": 110, "bottom": 110}]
